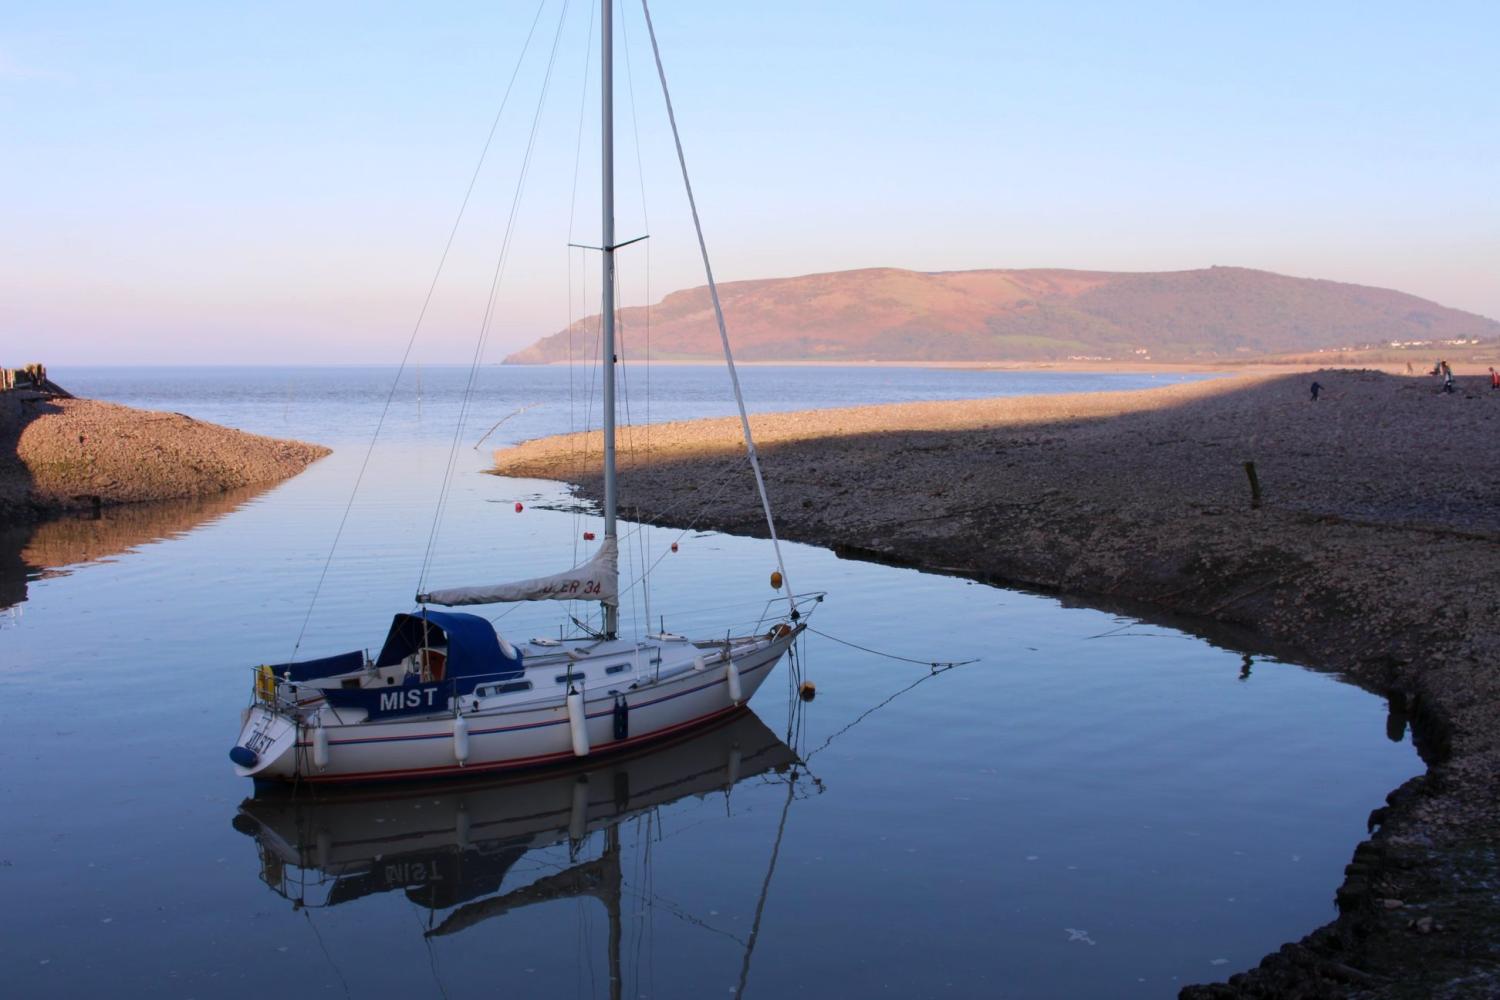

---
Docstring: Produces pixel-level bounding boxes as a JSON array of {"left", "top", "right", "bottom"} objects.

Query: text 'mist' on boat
[{"left": 230, "top": 0, "right": 820, "bottom": 784}]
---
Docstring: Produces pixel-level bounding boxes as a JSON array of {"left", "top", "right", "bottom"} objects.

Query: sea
[{"left": 1, "top": 365, "right": 1420, "bottom": 999}]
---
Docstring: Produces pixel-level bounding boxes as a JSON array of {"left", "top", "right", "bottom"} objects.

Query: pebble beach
[
  {"left": 0, "top": 393, "right": 329, "bottom": 520},
  {"left": 496, "top": 369, "right": 1500, "bottom": 998}
]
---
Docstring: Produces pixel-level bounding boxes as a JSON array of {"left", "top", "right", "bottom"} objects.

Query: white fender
[
  {"left": 567, "top": 689, "right": 590, "bottom": 757},
  {"left": 455, "top": 807, "right": 470, "bottom": 849},
  {"left": 452, "top": 713, "right": 470, "bottom": 765},
  {"left": 569, "top": 777, "right": 589, "bottom": 842},
  {"left": 312, "top": 724, "right": 329, "bottom": 770},
  {"left": 726, "top": 745, "right": 742, "bottom": 788},
  {"left": 315, "top": 829, "right": 332, "bottom": 870},
  {"left": 726, "top": 659, "right": 743, "bottom": 705},
  {"left": 692, "top": 655, "right": 706, "bottom": 671}
]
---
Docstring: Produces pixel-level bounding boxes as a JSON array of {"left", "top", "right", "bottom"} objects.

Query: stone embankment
[
  {"left": 1, "top": 394, "right": 329, "bottom": 520},
  {"left": 496, "top": 370, "right": 1500, "bottom": 998}
]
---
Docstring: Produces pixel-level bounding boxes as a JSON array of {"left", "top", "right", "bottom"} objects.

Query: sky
[{"left": 3, "top": 0, "right": 1497, "bottom": 364}]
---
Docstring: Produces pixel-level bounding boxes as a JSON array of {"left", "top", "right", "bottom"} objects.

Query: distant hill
[{"left": 503, "top": 266, "right": 1500, "bottom": 363}]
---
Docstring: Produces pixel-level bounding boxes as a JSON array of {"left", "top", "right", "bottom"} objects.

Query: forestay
[{"left": 417, "top": 538, "right": 618, "bottom": 607}]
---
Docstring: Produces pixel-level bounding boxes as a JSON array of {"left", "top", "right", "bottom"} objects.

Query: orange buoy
[
  {"left": 670, "top": 542, "right": 679, "bottom": 553},
  {"left": 514, "top": 502, "right": 524, "bottom": 513},
  {"left": 798, "top": 680, "right": 817, "bottom": 702},
  {"left": 583, "top": 531, "right": 595, "bottom": 541},
  {"left": 770, "top": 570, "right": 783, "bottom": 590}
]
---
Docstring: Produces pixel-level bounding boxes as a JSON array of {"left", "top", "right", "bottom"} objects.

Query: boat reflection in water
[{"left": 233, "top": 709, "right": 808, "bottom": 983}]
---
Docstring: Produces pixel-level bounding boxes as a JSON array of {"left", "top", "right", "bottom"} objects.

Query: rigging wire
[
  {"left": 733, "top": 770, "right": 797, "bottom": 999},
  {"left": 639, "top": 0, "right": 798, "bottom": 619},
  {"left": 565, "top": 0, "right": 597, "bottom": 573},
  {"left": 289, "top": 0, "right": 549, "bottom": 661},
  {"left": 617, "top": 13, "right": 658, "bottom": 636},
  {"left": 411, "top": 899, "right": 452, "bottom": 1000},
  {"left": 618, "top": 0, "right": 654, "bottom": 506},
  {"left": 301, "top": 909, "right": 352, "bottom": 1000},
  {"left": 419, "top": 0, "right": 574, "bottom": 596},
  {"left": 472, "top": 401, "right": 542, "bottom": 450}
]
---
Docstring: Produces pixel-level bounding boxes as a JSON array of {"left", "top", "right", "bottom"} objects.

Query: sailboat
[{"left": 229, "top": 1, "right": 813, "bottom": 784}]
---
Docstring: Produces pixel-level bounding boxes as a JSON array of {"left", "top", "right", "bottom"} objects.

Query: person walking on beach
[
  {"left": 1443, "top": 366, "right": 1455, "bottom": 394},
  {"left": 1310, "top": 380, "right": 1323, "bottom": 401},
  {"left": 1490, "top": 367, "right": 1499, "bottom": 391}
]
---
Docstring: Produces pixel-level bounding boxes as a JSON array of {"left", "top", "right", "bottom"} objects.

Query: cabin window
[
  {"left": 555, "top": 672, "right": 583, "bottom": 685},
  {"left": 477, "top": 680, "right": 533, "bottom": 697},
  {"left": 605, "top": 663, "right": 629, "bottom": 675}
]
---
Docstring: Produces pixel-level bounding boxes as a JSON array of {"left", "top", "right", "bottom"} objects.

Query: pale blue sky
[{"left": 4, "top": 1, "right": 1496, "bottom": 363}]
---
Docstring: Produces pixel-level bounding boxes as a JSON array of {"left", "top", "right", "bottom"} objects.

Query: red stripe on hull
[{"left": 292, "top": 703, "right": 749, "bottom": 785}]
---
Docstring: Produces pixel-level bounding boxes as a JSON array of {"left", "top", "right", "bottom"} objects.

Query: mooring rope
[{"left": 805, "top": 626, "right": 979, "bottom": 670}]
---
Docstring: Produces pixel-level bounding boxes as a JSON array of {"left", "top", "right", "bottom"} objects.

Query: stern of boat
[{"left": 230, "top": 705, "right": 299, "bottom": 779}]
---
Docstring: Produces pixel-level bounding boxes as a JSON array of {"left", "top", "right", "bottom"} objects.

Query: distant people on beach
[
  {"left": 1438, "top": 360, "right": 1455, "bottom": 394},
  {"left": 1490, "top": 367, "right": 1499, "bottom": 391},
  {"left": 1406, "top": 361, "right": 1414, "bottom": 374},
  {"left": 1309, "top": 380, "right": 1322, "bottom": 401}
]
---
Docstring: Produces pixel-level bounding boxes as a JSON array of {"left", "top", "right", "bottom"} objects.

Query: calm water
[{"left": 2, "top": 366, "right": 1418, "bottom": 998}]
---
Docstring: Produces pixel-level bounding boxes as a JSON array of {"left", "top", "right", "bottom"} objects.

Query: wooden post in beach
[{"left": 1243, "top": 461, "right": 1263, "bottom": 509}]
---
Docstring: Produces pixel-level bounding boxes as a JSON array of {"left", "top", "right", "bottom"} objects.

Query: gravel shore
[
  {"left": 1, "top": 393, "right": 329, "bottom": 520},
  {"left": 496, "top": 370, "right": 1500, "bottom": 998}
]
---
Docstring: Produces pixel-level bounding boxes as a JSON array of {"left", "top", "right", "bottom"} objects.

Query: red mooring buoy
[
  {"left": 514, "top": 502, "right": 524, "bottom": 513},
  {"left": 670, "top": 542, "right": 679, "bottom": 553},
  {"left": 583, "top": 531, "right": 595, "bottom": 541}
]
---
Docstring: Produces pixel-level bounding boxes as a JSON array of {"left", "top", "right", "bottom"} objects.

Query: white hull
[{"left": 235, "top": 629, "right": 794, "bottom": 784}]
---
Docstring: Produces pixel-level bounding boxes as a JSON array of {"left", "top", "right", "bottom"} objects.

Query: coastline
[
  {"left": 494, "top": 370, "right": 1500, "bottom": 997},
  {"left": 503, "top": 356, "right": 1499, "bottom": 376}
]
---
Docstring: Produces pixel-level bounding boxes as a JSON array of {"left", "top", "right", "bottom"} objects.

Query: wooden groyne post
[
  {"left": 1, "top": 363, "right": 72, "bottom": 398},
  {"left": 1243, "top": 460, "right": 1263, "bottom": 509}
]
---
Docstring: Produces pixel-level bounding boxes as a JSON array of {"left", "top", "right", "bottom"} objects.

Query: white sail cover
[{"left": 418, "top": 538, "right": 618, "bottom": 607}]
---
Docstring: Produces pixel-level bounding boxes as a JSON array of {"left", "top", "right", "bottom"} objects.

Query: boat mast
[{"left": 600, "top": 0, "right": 619, "bottom": 639}]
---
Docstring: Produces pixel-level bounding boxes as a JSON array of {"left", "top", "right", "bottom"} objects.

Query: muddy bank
[
  {"left": 0, "top": 393, "right": 329, "bottom": 521},
  {"left": 496, "top": 370, "right": 1500, "bottom": 997}
]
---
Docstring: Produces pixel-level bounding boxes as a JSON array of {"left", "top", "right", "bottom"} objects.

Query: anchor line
[{"left": 804, "top": 663, "right": 966, "bottom": 764}]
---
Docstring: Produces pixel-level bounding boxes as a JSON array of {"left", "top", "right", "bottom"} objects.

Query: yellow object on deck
[{"left": 255, "top": 664, "right": 276, "bottom": 703}]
